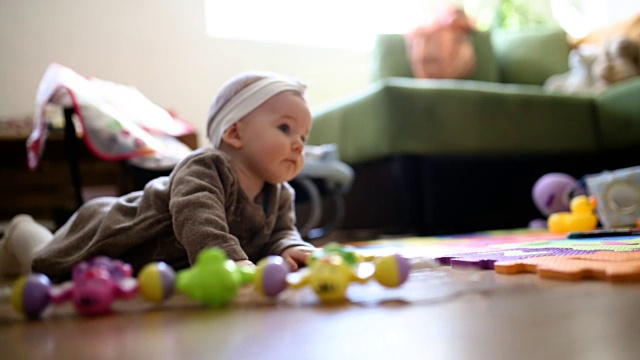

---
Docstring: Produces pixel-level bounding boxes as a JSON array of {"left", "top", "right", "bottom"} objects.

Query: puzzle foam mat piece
[
  {"left": 494, "top": 251, "right": 640, "bottom": 282},
  {"left": 436, "top": 238, "right": 640, "bottom": 270},
  {"left": 343, "top": 230, "right": 567, "bottom": 260},
  {"left": 345, "top": 230, "right": 640, "bottom": 282}
]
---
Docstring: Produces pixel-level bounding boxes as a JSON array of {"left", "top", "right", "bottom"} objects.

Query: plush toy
[
  {"left": 544, "top": 45, "right": 600, "bottom": 93},
  {"left": 591, "top": 35, "right": 640, "bottom": 87},
  {"left": 532, "top": 173, "right": 583, "bottom": 217},
  {"left": 405, "top": 5, "right": 477, "bottom": 79},
  {"left": 545, "top": 36, "right": 640, "bottom": 94},
  {"left": 529, "top": 172, "right": 586, "bottom": 229}
]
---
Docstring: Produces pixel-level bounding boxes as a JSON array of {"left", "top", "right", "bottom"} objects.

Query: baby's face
[{"left": 236, "top": 91, "right": 312, "bottom": 184}]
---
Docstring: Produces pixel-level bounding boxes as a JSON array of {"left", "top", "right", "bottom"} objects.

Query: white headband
[{"left": 207, "top": 77, "right": 307, "bottom": 148}]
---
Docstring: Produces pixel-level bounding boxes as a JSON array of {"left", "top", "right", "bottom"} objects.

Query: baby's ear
[{"left": 221, "top": 123, "right": 242, "bottom": 148}]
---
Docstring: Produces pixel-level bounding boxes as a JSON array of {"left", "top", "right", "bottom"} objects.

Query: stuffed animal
[
  {"left": 544, "top": 45, "right": 600, "bottom": 93},
  {"left": 529, "top": 172, "right": 587, "bottom": 229},
  {"left": 405, "top": 5, "right": 477, "bottom": 79},
  {"left": 591, "top": 35, "right": 640, "bottom": 87},
  {"left": 544, "top": 36, "right": 640, "bottom": 94}
]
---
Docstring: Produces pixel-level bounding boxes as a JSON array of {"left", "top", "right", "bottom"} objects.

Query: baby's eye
[{"left": 278, "top": 124, "right": 291, "bottom": 134}]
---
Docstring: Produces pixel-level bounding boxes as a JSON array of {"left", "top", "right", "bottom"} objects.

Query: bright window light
[
  {"left": 550, "top": 0, "right": 598, "bottom": 39},
  {"left": 204, "top": 0, "right": 424, "bottom": 51},
  {"left": 550, "top": 0, "right": 634, "bottom": 40}
]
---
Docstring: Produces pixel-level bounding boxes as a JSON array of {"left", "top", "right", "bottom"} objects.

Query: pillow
[
  {"left": 405, "top": 7, "right": 477, "bottom": 80},
  {"left": 372, "top": 31, "right": 498, "bottom": 82},
  {"left": 492, "top": 27, "right": 571, "bottom": 85}
]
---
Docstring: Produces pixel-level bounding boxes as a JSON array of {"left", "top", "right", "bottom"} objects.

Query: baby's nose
[{"left": 292, "top": 140, "right": 304, "bottom": 153}]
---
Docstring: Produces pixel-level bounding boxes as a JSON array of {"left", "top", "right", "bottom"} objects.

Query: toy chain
[{"left": 8, "top": 243, "right": 413, "bottom": 319}]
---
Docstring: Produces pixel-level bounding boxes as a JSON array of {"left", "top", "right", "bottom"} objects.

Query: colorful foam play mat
[{"left": 344, "top": 229, "right": 640, "bottom": 283}]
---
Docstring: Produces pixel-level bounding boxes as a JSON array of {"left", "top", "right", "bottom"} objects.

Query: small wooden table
[{"left": 0, "top": 130, "right": 197, "bottom": 227}]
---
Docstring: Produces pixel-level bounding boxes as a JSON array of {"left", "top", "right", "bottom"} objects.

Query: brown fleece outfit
[{"left": 32, "top": 147, "right": 311, "bottom": 280}]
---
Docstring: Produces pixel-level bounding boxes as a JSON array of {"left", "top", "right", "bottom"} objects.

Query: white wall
[
  {"left": 1, "top": 0, "right": 638, "bottom": 147},
  {"left": 0, "top": 0, "right": 371, "bottom": 146}
]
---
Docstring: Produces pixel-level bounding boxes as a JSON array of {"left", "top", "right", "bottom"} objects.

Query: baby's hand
[
  {"left": 235, "top": 260, "right": 255, "bottom": 267},
  {"left": 281, "top": 246, "right": 315, "bottom": 271}
]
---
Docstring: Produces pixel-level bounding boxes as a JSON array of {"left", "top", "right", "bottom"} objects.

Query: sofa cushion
[
  {"left": 372, "top": 31, "right": 499, "bottom": 82},
  {"left": 469, "top": 31, "right": 500, "bottom": 82},
  {"left": 492, "top": 27, "right": 571, "bottom": 85},
  {"left": 372, "top": 34, "right": 414, "bottom": 80}
]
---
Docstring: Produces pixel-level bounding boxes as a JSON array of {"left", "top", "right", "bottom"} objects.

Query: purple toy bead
[
  {"left": 394, "top": 254, "right": 411, "bottom": 285},
  {"left": 157, "top": 262, "right": 176, "bottom": 300},
  {"left": 22, "top": 274, "right": 52, "bottom": 319},
  {"left": 259, "top": 256, "right": 290, "bottom": 297}
]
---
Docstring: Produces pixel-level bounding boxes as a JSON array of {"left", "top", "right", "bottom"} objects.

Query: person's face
[{"left": 235, "top": 91, "right": 312, "bottom": 184}]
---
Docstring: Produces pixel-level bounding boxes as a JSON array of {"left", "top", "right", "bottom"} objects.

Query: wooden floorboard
[{"left": 2, "top": 265, "right": 640, "bottom": 359}]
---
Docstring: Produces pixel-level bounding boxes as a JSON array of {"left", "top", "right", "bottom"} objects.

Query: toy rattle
[{"left": 253, "top": 243, "right": 411, "bottom": 303}]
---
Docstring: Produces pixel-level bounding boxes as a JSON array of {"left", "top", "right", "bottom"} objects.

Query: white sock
[{"left": 0, "top": 214, "right": 53, "bottom": 277}]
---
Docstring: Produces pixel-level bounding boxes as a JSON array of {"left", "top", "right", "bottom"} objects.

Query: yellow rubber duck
[{"left": 548, "top": 195, "right": 598, "bottom": 233}]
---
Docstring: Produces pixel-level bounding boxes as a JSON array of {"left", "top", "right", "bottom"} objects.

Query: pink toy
[{"left": 50, "top": 257, "right": 138, "bottom": 316}]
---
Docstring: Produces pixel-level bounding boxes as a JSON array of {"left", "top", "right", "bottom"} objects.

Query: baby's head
[
  {"left": 207, "top": 71, "right": 308, "bottom": 149},
  {"left": 207, "top": 71, "right": 312, "bottom": 184}
]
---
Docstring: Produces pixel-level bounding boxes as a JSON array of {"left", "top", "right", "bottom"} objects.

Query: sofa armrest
[{"left": 595, "top": 77, "right": 640, "bottom": 150}]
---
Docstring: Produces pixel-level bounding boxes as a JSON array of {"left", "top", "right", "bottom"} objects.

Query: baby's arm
[
  {"left": 267, "top": 183, "right": 316, "bottom": 270},
  {"left": 235, "top": 259, "right": 255, "bottom": 267},
  {"left": 169, "top": 152, "right": 249, "bottom": 264},
  {"left": 281, "top": 246, "right": 314, "bottom": 271}
]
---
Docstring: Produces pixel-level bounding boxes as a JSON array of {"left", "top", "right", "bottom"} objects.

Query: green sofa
[{"left": 308, "top": 27, "right": 640, "bottom": 235}]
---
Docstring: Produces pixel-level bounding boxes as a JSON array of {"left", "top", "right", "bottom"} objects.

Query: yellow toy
[
  {"left": 548, "top": 195, "right": 598, "bottom": 233},
  {"left": 289, "top": 254, "right": 368, "bottom": 303}
]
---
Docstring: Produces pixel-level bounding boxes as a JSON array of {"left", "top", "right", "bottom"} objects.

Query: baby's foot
[
  {"left": 0, "top": 214, "right": 53, "bottom": 277},
  {"left": 0, "top": 226, "right": 22, "bottom": 278}
]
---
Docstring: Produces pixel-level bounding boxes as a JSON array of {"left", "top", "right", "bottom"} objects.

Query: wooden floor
[{"left": 2, "top": 263, "right": 640, "bottom": 360}]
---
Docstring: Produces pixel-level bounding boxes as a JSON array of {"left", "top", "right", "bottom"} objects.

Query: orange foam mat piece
[{"left": 494, "top": 251, "right": 640, "bottom": 282}]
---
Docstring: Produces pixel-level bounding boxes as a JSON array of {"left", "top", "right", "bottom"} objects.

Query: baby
[{"left": 0, "top": 71, "right": 315, "bottom": 281}]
